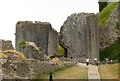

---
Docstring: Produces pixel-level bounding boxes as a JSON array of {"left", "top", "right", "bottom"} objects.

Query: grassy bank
[
  {"left": 100, "top": 39, "right": 120, "bottom": 62},
  {"left": 98, "top": 64, "right": 119, "bottom": 79},
  {"left": 98, "top": 2, "right": 118, "bottom": 27},
  {"left": 36, "top": 66, "right": 88, "bottom": 79}
]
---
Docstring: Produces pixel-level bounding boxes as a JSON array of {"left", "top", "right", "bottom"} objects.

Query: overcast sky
[{"left": 0, "top": 0, "right": 99, "bottom": 47}]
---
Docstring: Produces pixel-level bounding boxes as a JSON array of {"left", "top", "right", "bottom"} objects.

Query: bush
[{"left": 19, "top": 40, "right": 26, "bottom": 51}]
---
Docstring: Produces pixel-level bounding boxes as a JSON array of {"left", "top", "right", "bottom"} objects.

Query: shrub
[{"left": 19, "top": 40, "right": 26, "bottom": 51}]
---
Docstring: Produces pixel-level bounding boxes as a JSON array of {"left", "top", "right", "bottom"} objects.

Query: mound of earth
[{"left": 0, "top": 50, "right": 26, "bottom": 62}]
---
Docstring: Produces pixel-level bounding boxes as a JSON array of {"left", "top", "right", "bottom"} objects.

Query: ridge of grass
[
  {"left": 98, "top": 64, "right": 119, "bottom": 79},
  {"left": 98, "top": 2, "right": 118, "bottom": 27},
  {"left": 1, "top": 50, "right": 27, "bottom": 61}
]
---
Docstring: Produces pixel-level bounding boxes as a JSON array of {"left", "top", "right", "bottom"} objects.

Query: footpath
[
  {"left": 88, "top": 65, "right": 101, "bottom": 81},
  {"left": 77, "top": 63, "right": 101, "bottom": 81}
]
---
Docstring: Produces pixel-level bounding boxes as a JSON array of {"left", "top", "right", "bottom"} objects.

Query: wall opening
[{"left": 64, "top": 47, "right": 68, "bottom": 58}]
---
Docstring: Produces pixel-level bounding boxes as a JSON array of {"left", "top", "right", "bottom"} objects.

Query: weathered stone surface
[
  {"left": 0, "top": 39, "right": 14, "bottom": 51},
  {"left": 0, "top": 51, "right": 27, "bottom": 79},
  {"left": 60, "top": 13, "right": 99, "bottom": 63},
  {"left": 22, "top": 41, "right": 45, "bottom": 60},
  {"left": 99, "top": 4, "right": 119, "bottom": 50},
  {"left": 15, "top": 21, "right": 58, "bottom": 57}
]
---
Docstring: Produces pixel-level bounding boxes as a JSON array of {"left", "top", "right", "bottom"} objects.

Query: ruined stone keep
[
  {"left": 15, "top": 21, "right": 58, "bottom": 57},
  {"left": 60, "top": 13, "right": 99, "bottom": 62}
]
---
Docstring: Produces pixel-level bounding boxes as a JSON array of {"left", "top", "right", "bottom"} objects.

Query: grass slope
[
  {"left": 100, "top": 39, "right": 120, "bottom": 62},
  {"left": 36, "top": 66, "right": 88, "bottom": 79},
  {"left": 98, "top": 64, "right": 119, "bottom": 79},
  {"left": 98, "top": 2, "right": 117, "bottom": 27}
]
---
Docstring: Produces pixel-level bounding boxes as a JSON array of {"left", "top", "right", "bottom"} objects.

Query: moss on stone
[{"left": 98, "top": 2, "right": 118, "bottom": 27}]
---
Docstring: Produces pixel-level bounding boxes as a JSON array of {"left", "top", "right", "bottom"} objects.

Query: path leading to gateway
[
  {"left": 77, "top": 62, "right": 101, "bottom": 81},
  {"left": 88, "top": 64, "right": 101, "bottom": 81}
]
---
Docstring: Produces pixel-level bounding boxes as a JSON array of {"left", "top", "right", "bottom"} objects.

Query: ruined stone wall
[
  {"left": 1, "top": 59, "right": 75, "bottom": 79},
  {"left": 60, "top": 13, "right": 99, "bottom": 63},
  {"left": 99, "top": 4, "right": 119, "bottom": 50},
  {"left": 15, "top": 21, "right": 58, "bottom": 57},
  {"left": 0, "top": 39, "right": 14, "bottom": 50},
  {"left": 48, "top": 28, "right": 58, "bottom": 57}
]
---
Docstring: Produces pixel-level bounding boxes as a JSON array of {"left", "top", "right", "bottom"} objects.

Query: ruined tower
[
  {"left": 15, "top": 21, "right": 58, "bottom": 57},
  {"left": 60, "top": 13, "right": 99, "bottom": 63}
]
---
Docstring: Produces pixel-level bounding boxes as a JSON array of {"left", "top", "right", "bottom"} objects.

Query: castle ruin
[
  {"left": 15, "top": 21, "right": 58, "bottom": 58},
  {"left": 60, "top": 13, "right": 99, "bottom": 63}
]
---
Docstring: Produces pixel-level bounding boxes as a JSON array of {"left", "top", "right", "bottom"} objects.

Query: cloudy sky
[{"left": 0, "top": 0, "right": 99, "bottom": 47}]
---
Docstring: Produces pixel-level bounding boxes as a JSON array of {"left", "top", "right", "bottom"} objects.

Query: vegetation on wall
[
  {"left": 98, "top": 2, "right": 118, "bottom": 27},
  {"left": 55, "top": 44, "right": 64, "bottom": 57},
  {"left": 19, "top": 40, "right": 26, "bottom": 51}
]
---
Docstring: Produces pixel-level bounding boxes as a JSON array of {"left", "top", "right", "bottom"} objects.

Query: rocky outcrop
[
  {"left": 15, "top": 21, "right": 58, "bottom": 57},
  {"left": 22, "top": 41, "right": 46, "bottom": 60},
  {"left": 60, "top": 13, "right": 99, "bottom": 63},
  {"left": 99, "top": 4, "right": 120, "bottom": 51},
  {"left": 0, "top": 39, "right": 14, "bottom": 51}
]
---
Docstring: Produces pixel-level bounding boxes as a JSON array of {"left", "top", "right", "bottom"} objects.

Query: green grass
[
  {"left": 55, "top": 44, "right": 64, "bottom": 56},
  {"left": 36, "top": 66, "right": 88, "bottom": 80},
  {"left": 98, "top": 2, "right": 118, "bottom": 27},
  {"left": 100, "top": 39, "right": 120, "bottom": 62},
  {"left": 98, "top": 64, "right": 119, "bottom": 79}
]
